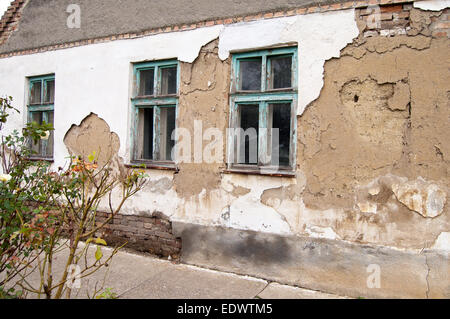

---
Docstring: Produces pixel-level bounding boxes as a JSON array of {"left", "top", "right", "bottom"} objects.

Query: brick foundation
[{"left": 95, "top": 212, "right": 182, "bottom": 259}]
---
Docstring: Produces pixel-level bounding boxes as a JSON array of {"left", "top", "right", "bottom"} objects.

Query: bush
[{"left": 0, "top": 95, "right": 148, "bottom": 299}]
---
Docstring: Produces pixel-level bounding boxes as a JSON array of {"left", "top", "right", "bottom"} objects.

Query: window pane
[
  {"left": 238, "top": 104, "right": 259, "bottom": 164},
  {"left": 159, "top": 107, "right": 176, "bottom": 161},
  {"left": 30, "top": 112, "right": 42, "bottom": 155},
  {"left": 139, "top": 108, "right": 154, "bottom": 159},
  {"left": 44, "top": 111, "right": 54, "bottom": 157},
  {"left": 160, "top": 67, "right": 177, "bottom": 95},
  {"left": 270, "top": 103, "right": 291, "bottom": 166},
  {"left": 139, "top": 69, "right": 154, "bottom": 96},
  {"left": 270, "top": 56, "right": 292, "bottom": 89},
  {"left": 45, "top": 80, "right": 55, "bottom": 103},
  {"left": 30, "top": 81, "right": 42, "bottom": 104},
  {"left": 240, "top": 58, "right": 261, "bottom": 91}
]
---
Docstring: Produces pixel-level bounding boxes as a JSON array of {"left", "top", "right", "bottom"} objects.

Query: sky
[{"left": 0, "top": 0, "right": 11, "bottom": 18}]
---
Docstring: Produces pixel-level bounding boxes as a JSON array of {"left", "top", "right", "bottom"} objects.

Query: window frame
[
  {"left": 27, "top": 74, "right": 55, "bottom": 160},
  {"left": 131, "top": 60, "right": 179, "bottom": 167},
  {"left": 228, "top": 47, "right": 298, "bottom": 173}
]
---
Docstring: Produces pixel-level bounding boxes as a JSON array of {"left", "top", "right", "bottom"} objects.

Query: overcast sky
[{"left": 0, "top": 0, "right": 11, "bottom": 18}]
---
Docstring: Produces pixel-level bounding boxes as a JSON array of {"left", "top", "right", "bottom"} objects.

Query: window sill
[
  {"left": 231, "top": 88, "right": 297, "bottom": 95},
  {"left": 223, "top": 168, "right": 296, "bottom": 177},
  {"left": 26, "top": 157, "right": 54, "bottom": 163},
  {"left": 132, "top": 94, "right": 178, "bottom": 99},
  {"left": 126, "top": 162, "right": 178, "bottom": 172},
  {"left": 28, "top": 102, "right": 54, "bottom": 106}
]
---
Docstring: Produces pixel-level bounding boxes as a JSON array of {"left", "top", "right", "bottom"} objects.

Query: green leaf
[
  {"left": 95, "top": 238, "right": 107, "bottom": 246},
  {"left": 9, "top": 231, "right": 20, "bottom": 241},
  {"left": 88, "top": 151, "right": 96, "bottom": 163},
  {"left": 95, "top": 246, "right": 103, "bottom": 261}
]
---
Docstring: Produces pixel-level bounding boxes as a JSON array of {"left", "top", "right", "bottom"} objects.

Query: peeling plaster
[
  {"left": 358, "top": 202, "right": 378, "bottom": 214},
  {"left": 414, "top": 0, "right": 450, "bottom": 11},
  {"left": 305, "top": 226, "right": 340, "bottom": 240},
  {"left": 103, "top": 169, "right": 179, "bottom": 218},
  {"left": 0, "top": 25, "right": 223, "bottom": 169},
  {"left": 431, "top": 232, "right": 450, "bottom": 251},
  {"left": 218, "top": 9, "right": 359, "bottom": 115},
  {"left": 1, "top": 9, "right": 448, "bottom": 255},
  {"left": 392, "top": 177, "right": 447, "bottom": 218}
]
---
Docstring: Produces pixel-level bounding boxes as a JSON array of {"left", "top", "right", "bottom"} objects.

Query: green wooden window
[
  {"left": 27, "top": 74, "right": 55, "bottom": 159},
  {"left": 131, "top": 60, "right": 179, "bottom": 165},
  {"left": 228, "top": 47, "right": 298, "bottom": 171}
]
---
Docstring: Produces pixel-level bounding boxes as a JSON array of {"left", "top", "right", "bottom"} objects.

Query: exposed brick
[
  {"left": 273, "top": 11, "right": 285, "bottom": 17},
  {"left": 380, "top": 4, "right": 403, "bottom": 13},
  {"left": 393, "top": 11, "right": 410, "bottom": 19},
  {"left": 380, "top": 19, "right": 408, "bottom": 29},
  {"left": 307, "top": 6, "right": 320, "bottom": 14},
  {"left": 380, "top": 12, "right": 393, "bottom": 20},
  {"left": 364, "top": 30, "right": 379, "bottom": 37},
  {"left": 143, "top": 222, "right": 153, "bottom": 229},
  {"left": 154, "top": 231, "right": 174, "bottom": 239},
  {"left": 432, "top": 30, "right": 448, "bottom": 37},
  {"left": 330, "top": 3, "right": 342, "bottom": 10},
  {"left": 286, "top": 9, "right": 296, "bottom": 16},
  {"left": 94, "top": 212, "right": 181, "bottom": 258},
  {"left": 403, "top": 3, "right": 413, "bottom": 10},
  {"left": 434, "top": 21, "right": 450, "bottom": 29},
  {"left": 244, "top": 15, "right": 256, "bottom": 22},
  {"left": 359, "top": 7, "right": 375, "bottom": 15},
  {"left": 254, "top": 13, "right": 263, "bottom": 19},
  {"left": 342, "top": 1, "right": 356, "bottom": 9}
]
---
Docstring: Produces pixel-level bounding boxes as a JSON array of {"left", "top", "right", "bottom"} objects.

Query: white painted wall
[{"left": 414, "top": 0, "right": 450, "bottom": 11}]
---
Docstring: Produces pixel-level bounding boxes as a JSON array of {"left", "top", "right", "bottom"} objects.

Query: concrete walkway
[{"left": 9, "top": 245, "right": 348, "bottom": 299}]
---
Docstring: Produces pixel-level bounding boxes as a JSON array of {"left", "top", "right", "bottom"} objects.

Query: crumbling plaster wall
[
  {"left": 292, "top": 8, "right": 450, "bottom": 250},
  {"left": 0, "top": 4, "right": 449, "bottom": 254},
  {"left": 167, "top": 6, "right": 450, "bottom": 251}
]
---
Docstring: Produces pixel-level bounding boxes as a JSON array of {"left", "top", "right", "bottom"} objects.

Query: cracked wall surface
[
  {"left": 64, "top": 113, "right": 120, "bottom": 165},
  {"left": 0, "top": 2, "right": 449, "bottom": 298},
  {"left": 0, "top": 3, "right": 447, "bottom": 251},
  {"left": 291, "top": 33, "right": 450, "bottom": 250},
  {"left": 174, "top": 39, "right": 229, "bottom": 200}
]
